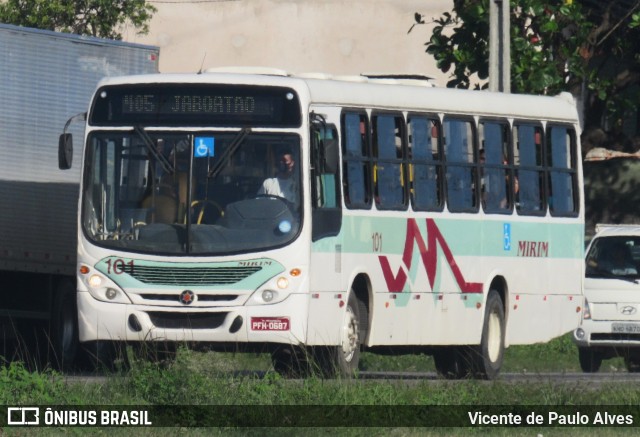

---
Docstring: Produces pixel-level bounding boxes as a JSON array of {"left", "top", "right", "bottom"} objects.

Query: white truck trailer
[{"left": 0, "top": 23, "right": 159, "bottom": 368}]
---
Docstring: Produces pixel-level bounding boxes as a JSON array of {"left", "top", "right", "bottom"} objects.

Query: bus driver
[{"left": 257, "top": 150, "right": 298, "bottom": 206}]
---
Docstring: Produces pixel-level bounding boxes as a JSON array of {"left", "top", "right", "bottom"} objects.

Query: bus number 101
[{"left": 105, "top": 258, "right": 134, "bottom": 275}]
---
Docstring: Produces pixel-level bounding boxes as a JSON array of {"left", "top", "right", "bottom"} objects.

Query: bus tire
[
  {"left": 578, "top": 348, "right": 602, "bottom": 373},
  {"left": 51, "top": 280, "right": 79, "bottom": 370},
  {"left": 316, "top": 291, "right": 361, "bottom": 378},
  {"left": 471, "top": 290, "right": 505, "bottom": 380},
  {"left": 433, "top": 347, "right": 471, "bottom": 379},
  {"left": 82, "top": 341, "right": 129, "bottom": 372},
  {"left": 271, "top": 346, "right": 312, "bottom": 378}
]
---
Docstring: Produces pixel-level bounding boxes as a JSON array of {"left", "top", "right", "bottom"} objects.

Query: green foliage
[
  {"left": 0, "top": 0, "right": 156, "bottom": 39},
  {"left": 126, "top": 350, "right": 219, "bottom": 404},
  {"left": 0, "top": 361, "right": 68, "bottom": 404},
  {"left": 1, "top": 346, "right": 640, "bottom": 436},
  {"left": 413, "top": 0, "right": 640, "bottom": 131}
]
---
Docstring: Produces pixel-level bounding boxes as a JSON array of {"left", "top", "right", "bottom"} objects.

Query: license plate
[
  {"left": 612, "top": 323, "right": 640, "bottom": 334},
  {"left": 250, "top": 317, "right": 290, "bottom": 331}
]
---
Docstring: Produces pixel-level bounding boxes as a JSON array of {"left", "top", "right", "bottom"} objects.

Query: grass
[{"left": 0, "top": 334, "right": 637, "bottom": 436}]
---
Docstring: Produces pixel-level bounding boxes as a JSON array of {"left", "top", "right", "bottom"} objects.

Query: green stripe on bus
[{"left": 312, "top": 216, "right": 583, "bottom": 259}]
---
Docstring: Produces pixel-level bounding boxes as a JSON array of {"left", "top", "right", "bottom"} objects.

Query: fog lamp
[{"left": 262, "top": 290, "right": 275, "bottom": 302}]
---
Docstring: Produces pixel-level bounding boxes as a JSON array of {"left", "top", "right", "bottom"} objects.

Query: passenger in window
[
  {"left": 258, "top": 150, "right": 298, "bottom": 206},
  {"left": 500, "top": 173, "right": 519, "bottom": 209}
]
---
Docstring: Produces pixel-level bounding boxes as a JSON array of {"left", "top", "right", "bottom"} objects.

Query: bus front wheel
[
  {"left": 471, "top": 290, "right": 505, "bottom": 379},
  {"left": 316, "top": 291, "right": 361, "bottom": 377},
  {"left": 51, "top": 280, "right": 79, "bottom": 371}
]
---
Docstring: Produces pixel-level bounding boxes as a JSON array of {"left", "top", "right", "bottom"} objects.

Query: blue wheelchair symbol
[
  {"left": 503, "top": 223, "right": 511, "bottom": 251},
  {"left": 194, "top": 137, "right": 214, "bottom": 158}
]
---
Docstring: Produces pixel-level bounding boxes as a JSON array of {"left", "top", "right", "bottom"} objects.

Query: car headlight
[{"left": 583, "top": 299, "right": 591, "bottom": 320}]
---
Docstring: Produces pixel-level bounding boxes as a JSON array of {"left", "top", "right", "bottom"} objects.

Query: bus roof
[{"left": 95, "top": 71, "right": 580, "bottom": 125}]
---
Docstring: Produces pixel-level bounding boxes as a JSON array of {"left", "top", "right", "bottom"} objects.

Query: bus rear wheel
[
  {"left": 433, "top": 347, "right": 471, "bottom": 379},
  {"left": 471, "top": 290, "right": 505, "bottom": 379}
]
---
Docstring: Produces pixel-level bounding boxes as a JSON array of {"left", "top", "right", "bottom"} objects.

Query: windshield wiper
[
  {"left": 207, "top": 127, "right": 252, "bottom": 178},
  {"left": 134, "top": 125, "right": 174, "bottom": 175}
]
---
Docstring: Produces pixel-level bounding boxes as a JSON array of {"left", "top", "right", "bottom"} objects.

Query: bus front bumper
[{"left": 76, "top": 291, "right": 309, "bottom": 345}]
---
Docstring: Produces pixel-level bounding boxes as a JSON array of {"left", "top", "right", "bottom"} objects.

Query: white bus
[{"left": 59, "top": 70, "right": 584, "bottom": 378}]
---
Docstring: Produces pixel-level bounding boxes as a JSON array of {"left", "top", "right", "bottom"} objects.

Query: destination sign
[
  {"left": 90, "top": 84, "right": 301, "bottom": 127},
  {"left": 122, "top": 94, "right": 258, "bottom": 115}
]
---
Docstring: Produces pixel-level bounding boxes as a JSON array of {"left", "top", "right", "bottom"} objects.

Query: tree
[
  {"left": 0, "top": 0, "right": 156, "bottom": 40},
  {"left": 411, "top": 0, "right": 640, "bottom": 149}
]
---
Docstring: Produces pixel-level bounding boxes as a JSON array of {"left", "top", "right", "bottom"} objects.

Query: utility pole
[{"left": 489, "top": 0, "right": 511, "bottom": 92}]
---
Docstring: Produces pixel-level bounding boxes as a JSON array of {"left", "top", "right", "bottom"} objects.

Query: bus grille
[
  {"left": 147, "top": 312, "right": 228, "bottom": 330},
  {"left": 127, "top": 266, "right": 261, "bottom": 286},
  {"left": 139, "top": 293, "right": 238, "bottom": 302}
]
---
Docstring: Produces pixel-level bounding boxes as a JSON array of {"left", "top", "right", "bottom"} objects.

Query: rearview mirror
[{"left": 58, "top": 133, "right": 73, "bottom": 169}]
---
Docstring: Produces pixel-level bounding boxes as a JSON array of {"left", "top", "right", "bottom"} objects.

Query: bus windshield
[{"left": 82, "top": 130, "right": 302, "bottom": 255}]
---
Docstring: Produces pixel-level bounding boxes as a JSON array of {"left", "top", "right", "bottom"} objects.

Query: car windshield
[
  {"left": 82, "top": 130, "right": 301, "bottom": 255},
  {"left": 586, "top": 236, "right": 640, "bottom": 279}
]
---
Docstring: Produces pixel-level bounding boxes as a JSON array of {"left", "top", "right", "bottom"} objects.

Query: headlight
[
  {"left": 246, "top": 269, "right": 302, "bottom": 306},
  {"left": 80, "top": 269, "right": 131, "bottom": 304},
  {"left": 88, "top": 274, "right": 103, "bottom": 288},
  {"left": 276, "top": 277, "right": 289, "bottom": 289}
]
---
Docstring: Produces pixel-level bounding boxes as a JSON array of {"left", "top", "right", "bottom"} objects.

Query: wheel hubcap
[
  {"left": 341, "top": 305, "right": 359, "bottom": 362},
  {"left": 487, "top": 309, "right": 502, "bottom": 363}
]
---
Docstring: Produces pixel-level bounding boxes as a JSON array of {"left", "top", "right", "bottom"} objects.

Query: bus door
[{"left": 307, "top": 108, "right": 344, "bottom": 343}]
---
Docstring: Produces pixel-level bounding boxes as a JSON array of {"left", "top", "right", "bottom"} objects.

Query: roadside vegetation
[{"left": 0, "top": 334, "right": 637, "bottom": 436}]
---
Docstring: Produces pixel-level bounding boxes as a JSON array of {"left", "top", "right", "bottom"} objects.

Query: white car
[{"left": 574, "top": 224, "right": 640, "bottom": 373}]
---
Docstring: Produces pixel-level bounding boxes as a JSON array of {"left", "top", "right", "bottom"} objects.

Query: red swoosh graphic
[{"left": 379, "top": 218, "right": 483, "bottom": 293}]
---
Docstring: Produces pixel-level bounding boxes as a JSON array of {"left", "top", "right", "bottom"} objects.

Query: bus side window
[
  {"left": 443, "top": 118, "right": 477, "bottom": 212},
  {"left": 479, "top": 120, "right": 511, "bottom": 213},
  {"left": 408, "top": 116, "right": 442, "bottom": 211},
  {"left": 547, "top": 125, "right": 578, "bottom": 216},
  {"left": 310, "top": 118, "right": 340, "bottom": 209},
  {"left": 372, "top": 113, "right": 406, "bottom": 210},
  {"left": 341, "top": 112, "right": 372, "bottom": 209},
  {"left": 311, "top": 117, "right": 342, "bottom": 241},
  {"left": 514, "top": 123, "right": 545, "bottom": 215}
]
